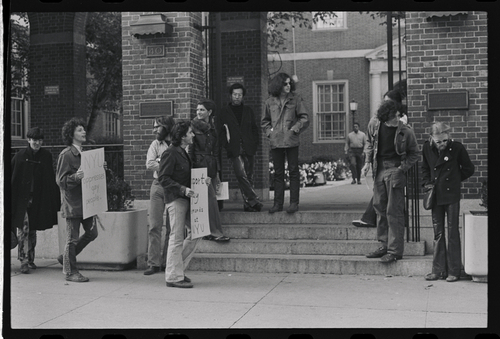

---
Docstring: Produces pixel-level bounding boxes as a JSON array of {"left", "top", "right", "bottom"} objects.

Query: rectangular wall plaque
[
  {"left": 139, "top": 101, "right": 173, "bottom": 118},
  {"left": 146, "top": 45, "right": 165, "bottom": 58},
  {"left": 427, "top": 91, "right": 469, "bottom": 110},
  {"left": 44, "top": 85, "right": 59, "bottom": 95},
  {"left": 226, "top": 76, "right": 244, "bottom": 87}
]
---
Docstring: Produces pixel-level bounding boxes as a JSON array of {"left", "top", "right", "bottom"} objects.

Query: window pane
[{"left": 316, "top": 83, "right": 346, "bottom": 141}]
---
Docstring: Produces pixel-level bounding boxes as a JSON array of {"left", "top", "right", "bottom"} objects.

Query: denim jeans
[
  {"left": 348, "top": 148, "right": 364, "bottom": 182},
  {"left": 229, "top": 154, "right": 260, "bottom": 206},
  {"left": 17, "top": 212, "right": 37, "bottom": 265},
  {"left": 164, "top": 198, "right": 200, "bottom": 283},
  {"left": 147, "top": 180, "right": 171, "bottom": 267},
  {"left": 361, "top": 197, "right": 377, "bottom": 225},
  {"left": 63, "top": 217, "right": 98, "bottom": 275},
  {"left": 207, "top": 182, "right": 224, "bottom": 237},
  {"left": 431, "top": 201, "right": 461, "bottom": 277},
  {"left": 271, "top": 146, "right": 300, "bottom": 206},
  {"left": 372, "top": 159, "right": 406, "bottom": 256}
]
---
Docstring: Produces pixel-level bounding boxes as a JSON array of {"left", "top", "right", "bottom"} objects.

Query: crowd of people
[{"left": 11, "top": 73, "right": 475, "bottom": 286}]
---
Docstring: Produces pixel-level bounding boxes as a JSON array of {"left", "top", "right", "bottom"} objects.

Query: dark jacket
[
  {"left": 56, "top": 145, "right": 84, "bottom": 218},
  {"left": 217, "top": 103, "right": 259, "bottom": 158},
  {"left": 11, "top": 146, "right": 60, "bottom": 230},
  {"left": 158, "top": 144, "right": 192, "bottom": 204},
  {"left": 261, "top": 92, "right": 309, "bottom": 149},
  {"left": 421, "top": 139, "right": 475, "bottom": 206},
  {"left": 365, "top": 117, "right": 420, "bottom": 176},
  {"left": 189, "top": 117, "right": 220, "bottom": 180}
]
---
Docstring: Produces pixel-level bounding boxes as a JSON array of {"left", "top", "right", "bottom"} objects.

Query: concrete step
[
  {"left": 189, "top": 253, "right": 433, "bottom": 276},
  {"left": 221, "top": 224, "right": 375, "bottom": 241},
  {"left": 197, "top": 239, "right": 426, "bottom": 256},
  {"left": 220, "top": 210, "right": 364, "bottom": 225}
]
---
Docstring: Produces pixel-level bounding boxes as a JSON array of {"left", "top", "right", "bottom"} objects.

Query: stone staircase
[{"left": 188, "top": 210, "right": 433, "bottom": 276}]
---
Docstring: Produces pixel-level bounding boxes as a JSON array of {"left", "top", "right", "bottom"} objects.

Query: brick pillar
[
  {"left": 27, "top": 13, "right": 88, "bottom": 146},
  {"left": 217, "top": 12, "right": 270, "bottom": 202},
  {"left": 122, "top": 12, "right": 204, "bottom": 199}
]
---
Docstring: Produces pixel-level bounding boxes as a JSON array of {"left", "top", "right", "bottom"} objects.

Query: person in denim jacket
[
  {"left": 262, "top": 73, "right": 309, "bottom": 214},
  {"left": 362, "top": 100, "right": 419, "bottom": 263}
]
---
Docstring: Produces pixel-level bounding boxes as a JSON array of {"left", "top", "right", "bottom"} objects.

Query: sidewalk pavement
[{"left": 8, "top": 258, "right": 488, "bottom": 332}]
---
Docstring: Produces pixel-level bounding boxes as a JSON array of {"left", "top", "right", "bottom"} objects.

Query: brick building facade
[{"left": 405, "top": 11, "right": 487, "bottom": 197}]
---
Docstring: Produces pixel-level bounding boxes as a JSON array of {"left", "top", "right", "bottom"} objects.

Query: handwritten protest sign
[
  {"left": 190, "top": 168, "right": 211, "bottom": 239},
  {"left": 81, "top": 148, "right": 108, "bottom": 218}
]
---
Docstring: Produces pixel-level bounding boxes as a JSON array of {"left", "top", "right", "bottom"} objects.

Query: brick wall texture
[
  {"left": 405, "top": 11, "right": 487, "bottom": 198},
  {"left": 27, "top": 12, "right": 88, "bottom": 146},
  {"left": 122, "top": 12, "right": 204, "bottom": 199}
]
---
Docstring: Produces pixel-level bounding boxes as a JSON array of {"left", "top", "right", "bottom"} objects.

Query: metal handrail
[{"left": 405, "top": 161, "right": 421, "bottom": 242}]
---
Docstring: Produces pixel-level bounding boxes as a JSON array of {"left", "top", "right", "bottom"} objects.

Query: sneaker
[
  {"left": 446, "top": 275, "right": 460, "bottom": 282},
  {"left": 20, "top": 264, "right": 30, "bottom": 274},
  {"left": 166, "top": 280, "right": 193, "bottom": 288},
  {"left": 65, "top": 272, "right": 89, "bottom": 282},
  {"left": 28, "top": 262, "right": 38, "bottom": 269},
  {"left": 366, "top": 247, "right": 387, "bottom": 258},
  {"left": 144, "top": 266, "right": 160, "bottom": 275},
  {"left": 352, "top": 220, "right": 375, "bottom": 228},
  {"left": 380, "top": 253, "right": 402, "bottom": 263}
]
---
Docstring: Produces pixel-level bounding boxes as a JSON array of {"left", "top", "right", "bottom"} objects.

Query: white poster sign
[
  {"left": 81, "top": 148, "right": 108, "bottom": 218},
  {"left": 190, "top": 168, "right": 211, "bottom": 239},
  {"left": 216, "top": 182, "right": 229, "bottom": 200}
]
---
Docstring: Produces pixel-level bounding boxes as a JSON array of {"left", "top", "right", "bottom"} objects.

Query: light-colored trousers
[{"left": 164, "top": 198, "right": 200, "bottom": 283}]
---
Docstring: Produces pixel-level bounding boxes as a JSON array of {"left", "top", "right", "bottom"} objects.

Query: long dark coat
[
  {"left": 421, "top": 139, "right": 475, "bottom": 206},
  {"left": 11, "top": 146, "right": 60, "bottom": 231},
  {"left": 217, "top": 103, "right": 259, "bottom": 158},
  {"left": 189, "top": 117, "right": 220, "bottom": 180}
]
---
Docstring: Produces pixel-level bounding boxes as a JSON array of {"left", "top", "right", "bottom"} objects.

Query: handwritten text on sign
[
  {"left": 190, "top": 168, "right": 211, "bottom": 239},
  {"left": 81, "top": 148, "right": 108, "bottom": 218}
]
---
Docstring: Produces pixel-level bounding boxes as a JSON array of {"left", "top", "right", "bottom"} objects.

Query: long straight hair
[{"left": 268, "top": 73, "right": 295, "bottom": 97}]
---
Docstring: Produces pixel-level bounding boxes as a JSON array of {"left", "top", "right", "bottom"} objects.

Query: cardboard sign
[
  {"left": 216, "top": 182, "right": 229, "bottom": 200},
  {"left": 81, "top": 148, "right": 108, "bottom": 218},
  {"left": 190, "top": 168, "right": 211, "bottom": 239}
]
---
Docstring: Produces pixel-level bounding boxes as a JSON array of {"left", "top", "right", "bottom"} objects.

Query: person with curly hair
[
  {"left": 56, "top": 117, "right": 97, "bottom": 282},
  {"left": 144, "top": 116, "right": 176, "bottom": 275},
  {"left": 262, "top": 73, "right": 309, "bottom": 214},
  {"left": 361, "top": 100, "right": 419, "bottom": 263}
]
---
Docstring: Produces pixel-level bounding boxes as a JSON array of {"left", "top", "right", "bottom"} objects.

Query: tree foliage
[
  {"left": 9, "top": 12, "right": 30, "bottom": 97},
  {"left": 267, "top": 12, "right": 338, "bottom": 51},
  {"left": 85, "top": 12, "right": 122, "bottom": 137}
]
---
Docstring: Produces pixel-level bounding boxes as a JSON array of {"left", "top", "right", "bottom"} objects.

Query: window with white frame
[
  {"left": 11, "top": 95, "right": 27, "bottom": 138},
  {"left": 313, "top": 81, "right": 347, "bottom": 142},
  {"left": 312, "top": 12, "right": 346, "bottom": 30}
]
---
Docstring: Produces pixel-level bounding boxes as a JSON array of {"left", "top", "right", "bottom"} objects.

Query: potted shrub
[
  {"left": 58, "top": 169, "right": 148, "bottom": 270},
  {"left": 463, "top": 179, "right": 488, "bottom": 282}
]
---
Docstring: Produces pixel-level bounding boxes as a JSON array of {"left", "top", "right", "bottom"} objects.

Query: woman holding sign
[
  {"left": 190, "top": 99, "right": 230, "bottom": 242},
  {"left": 56, "top": 118, "right": 98, "bottom": 283}
]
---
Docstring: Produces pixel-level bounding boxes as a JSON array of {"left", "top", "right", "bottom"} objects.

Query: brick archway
[{"left": 27, "top": 12, "right": 88, "bottom": 145}]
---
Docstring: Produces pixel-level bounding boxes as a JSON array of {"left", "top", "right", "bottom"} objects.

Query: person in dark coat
[
  {"left": 422, "top": 122, "right": 475, "bottom": 282},
  {"left": 190, "top": 99, "right": 229, "bottom": 242},
  {"left": 11, "top": 127, "right": 60, "bottom": 273},
  {"left": 217, "top": 83, "right": 263, "bottom": 212}
]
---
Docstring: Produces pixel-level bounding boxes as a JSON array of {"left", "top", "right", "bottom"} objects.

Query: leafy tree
[
  {"left": 85, "top": 12, "right": 122, "bottom": 137},
  {"left": 9, "top": 12, "right": 30, "bottom": 97},
  {"left": 267, "top": 12, "right": 338, "bottom": 51}
]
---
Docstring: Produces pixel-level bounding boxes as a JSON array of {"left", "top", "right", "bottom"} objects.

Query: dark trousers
[
  {"left": 230, "top": 154, "right": 259, "bottom": 206},
  {"left": 361, "top": 197, "right": 377, "bottom": 225},
  {"left": 348, "top": 148, "right": 364, "bottom": 182},
  {"left": 373, "top": 159, "right": 406, "bottom": 256},
  {"left": 63, "top": 217, "right": 98, "bottom": 275},
  {"left": 271, "top": 146, "right": 300, "bottom": 206},
  {"left": 431, "top": 202, "right": 462, "bottom": 277}
]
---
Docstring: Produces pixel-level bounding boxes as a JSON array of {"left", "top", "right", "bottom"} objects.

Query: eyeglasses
[{"left": 432, "top": 138, "right": 448, "bottom": 145}]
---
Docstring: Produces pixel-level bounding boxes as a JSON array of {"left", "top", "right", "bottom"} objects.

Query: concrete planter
[
  {"left": 463, "top": 211, "right": 488, "bottom": 282},
  {"left": 57, "top": 209, "right": 148, "bottom": 270}
]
